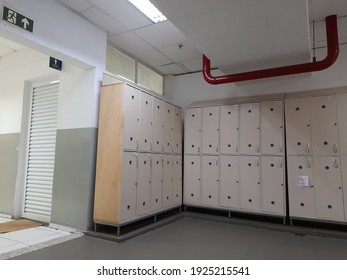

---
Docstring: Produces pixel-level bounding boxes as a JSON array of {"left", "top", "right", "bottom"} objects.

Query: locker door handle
[
  {"left": 279, "top": 158, "right": 283, "bottom": 168},
  {"left": 333, "top": 144, "right": 338, "bottom": 153},
  {"left": 150, "top": 140, "right": 152, "bottom": 151},
  {"left": 136, "top": 139, "right": 139, "bottom": 150},
  {"left": 306, "top": 158, "right": 312, "bottom": 168},
  {"left": 334, "top": 158, "right": 339, "bottom": 168},
  {"left": 256, "top": 158, "right": 260, "bottom": 167},
  {"left": 198, "top": 147, "right": 200, "bottom": 153},
  {"left": 236, "top": 146, "right": 238, "bottom": 153},
  {"left": 147, "top": 154, "right": 152, "bottom": 167},
  {"left": 279, "top": 144, "right": 283, "bottom": 153},
  {"left": 305, "top": 144, "right": 310, "bottom": 153},
  {"left": 216, "top": 159, "right": 219, "bottom": 166}
]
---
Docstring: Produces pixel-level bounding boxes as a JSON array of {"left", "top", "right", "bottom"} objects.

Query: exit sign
[{"left": 2, "top": 6, "right": 34, "bottom": 33}]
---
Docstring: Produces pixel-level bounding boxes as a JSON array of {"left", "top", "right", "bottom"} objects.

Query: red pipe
[{"left": 203, "top": 15, "right": 339, "bottom": 84}]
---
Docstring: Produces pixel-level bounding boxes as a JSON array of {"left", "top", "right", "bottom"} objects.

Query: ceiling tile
[
  {"left": 81, "top": 7, "right": 128, "bottom": 34},
  {"left": 156, "top": 63, "right": 187, "bottom": 75},
  {"left": 134, "top": 21, "right": 188, "bottom": 48},
  {"left": 55, "top": 0, "right": 93, "bottom": 12},
  {"left": 136, "top": 49, "right": 172, "bottom": 67},
  {"left": 89, "top": 0, "right": 153, "bottom": 29},
  {"left": 159, "top": 41, "right": 202, "bottom": 62},
  {"left": 108, "top": 32, "right": 154, "bottom": 56},
  {"left": 181, "top": 59, "right": 203, "bottom": 72}
]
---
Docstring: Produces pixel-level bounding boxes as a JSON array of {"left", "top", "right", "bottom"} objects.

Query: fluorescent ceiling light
[{"left": 127, "top": 0, "right": 167, "bottom": 23}]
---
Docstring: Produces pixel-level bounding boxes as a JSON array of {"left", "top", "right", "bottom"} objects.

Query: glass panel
[
  {"left": 106, "top": 45, "right": 135, "bottom": 82},
  {"left": 137, "top": 63, "right": 163, "bottom": 95}
]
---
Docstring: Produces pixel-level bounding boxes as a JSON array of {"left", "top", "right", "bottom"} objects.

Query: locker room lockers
[
  {"left": 201, "top": 156, "right": 219, "bottom": 206},
  {"left": 240, "top": 103, "right": 260, "bottom": 155},
  {"left": 202, "top": 107, "right": 220, "bottom": 154},
  {"left": 220, "top": 105, "right": 239, "bottom": 155},
  {"left": 184, "top": 108, "right": 202, "bottom": 155}
]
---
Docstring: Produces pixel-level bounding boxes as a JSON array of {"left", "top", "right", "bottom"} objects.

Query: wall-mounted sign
[
  {"left": 49, "top": 57, "right": 62, "bottom": 71},
  {"left": 2, "top": 6, "right": 34, "bottom": 33}
]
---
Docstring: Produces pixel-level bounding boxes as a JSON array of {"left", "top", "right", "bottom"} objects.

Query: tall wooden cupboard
[{"left": 93, "top": 83, "right": 182, "bottom": 227}]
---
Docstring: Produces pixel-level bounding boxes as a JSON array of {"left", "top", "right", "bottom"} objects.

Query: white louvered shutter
[{"left": 24, "top": 82, "right": 59, "bottom": 222}]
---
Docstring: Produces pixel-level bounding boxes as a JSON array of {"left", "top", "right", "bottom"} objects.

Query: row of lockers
[
  {"left": 184, "top": 101, "right": 284, "bottom": 156},
  {"left": 184, "top": 155, "right": 285, "bottom": 216},
  {"left": 124, "top": 85, "right": 182, "bottom": 154}
]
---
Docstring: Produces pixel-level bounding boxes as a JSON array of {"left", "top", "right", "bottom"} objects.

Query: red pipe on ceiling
[{"left": 202, "top": 15, "right": 339, "bottom": 85}]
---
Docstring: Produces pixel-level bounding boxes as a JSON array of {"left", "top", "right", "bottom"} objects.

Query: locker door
[
  {"left": 202, "top": 106, "right": 220, "bottom": 154},
  {"left": 287, "top": 156, "right": 315, "bottom": 219},
  {"left": 172, "top": 155, "right": 182, "bottom": 205},
  {"left": 202, "top": 156, "right": 219, "bottom": 206},
  {"left": 152, "top": 98, "right": 164, "bottom": 153},
  {"left": 261, "top": 101, "right": 283, "bottom": 155},
  {"left": 173, "top": 106, "right": 182, "bottom": 154},
  {"left": 285, "top": 98, "right": 311, "bottom": 155},
  {"left": 337, "top": 94, "right": 347, "bottom": 155},
  {"left": 341, "top": 157, "right": 347, "bottom": 221},
  {"left": 313, "top": 157, "right": 344, "bottom": 221},
  {"left": 136, "top": 153, "right": 151, "bottom": 216},
  {"left": 164, "top": 102, "right": 174, "bottom": 153},
  {"left": 240, "top": 103, "right": 260, "bottom": 154},
  {"left": 123, "top": 85, "right": 140, "bottom": 150},
  {"left": 262, "top": 157, "right": 285, "bottom": 215},
  {"left": 120, "top": 152, "right": 137, "bottom": 221},
  {"left": 183, "top": 155, "right": 201, "bottom": 205},
  {"left": 240, "top": 156, "right": 260, "bottom": 211},
  {"left": 162, "top": 154, "right": 173, "bottom": 208},
  {"left": 220, "top": 105, "right": 239, "bottom": 154},
  {"left": 310, "top": 96, "right": 339, "bottom": 155},
  {"left": 220, "top": 155, "right": 240, "bottom": 208},
  {"left": 139, "top": 93, "right": 153, "bottom": 152},
  {"left": 151, "top": 154, "right": 163, "bottom": 212},
  {"left": 184, "top": 108, "right": 202, "bottom": 154}
]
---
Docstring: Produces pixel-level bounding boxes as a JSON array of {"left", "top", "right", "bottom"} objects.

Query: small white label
[{"left": 297, "top": 176, "right": 309, "bottom": 187}]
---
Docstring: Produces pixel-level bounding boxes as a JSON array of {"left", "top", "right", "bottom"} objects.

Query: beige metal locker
[
  {"left": 136, "top": 153, "right": 151, "bottom": 216},
  {"left": 150, "top": 154, "right": 163, "bottom": 212},
  {"left": 261, "top": 101, "right": 283, "bottom": 155},
  {"left": 240, "top": 103, "right": 260, "bottom": 154},
  {"left": 202, "top": 106, "right": 220, "bottom": 154},
  {"left": 202, "top": 156, "right": 219, "bottom": 206},
  {"left": 240, "top": 156, "right": 260, "bottom": 211},
  {"left": 220, "top": 155, "right": 240, "bottom": 208},
  {"left": 164, "top": 102, "right": 174, "bottom": 153},
  {"left": 310, "top": 96, "right": 339, "bottom": 156},
  {"left": 184, "top": 108, "right": 202, "bottom": 154},
  {"left": 120, "top": 152, "right": 137, "bottom": 221},
  {"left": 173, "top": 155, "right": 182, "bottom": 205},
  {"left": 313, "top": 156, "right": 344, "bottom": 221},
  {"left": 261, "top": 157, "right": 285, "bottom": 215},
  {"left": 337, "top": 94, "right": 347, "bottom": 155},
  {"left": 152, "top": 97, "right": 164, "bottom": 153},
  {"left": 220, "top": 105, "right": 239, "bottom": 154},
  {"left": 139, "top": 93, "right": 153, "bottom": 152},
  {"left": 123, "top": 85, "right": 140, "bottom": 150},
  {"left": 287, "top": 156, "right": 315, "bottom": 219},
  {"left": 183, "top": 155, "right": 201, "bottom": 205},
  {"left": 162, "top": 154, "right": 173, "bottom": 208},
  {"left": 285, "top": 98, "right": 311, "bottom": 155},
  {"left": 341, "top": 157, "right": 347, "bottom": 221},
  {"left": 173, "top": 106, "right": 182, "bottom": 154}
]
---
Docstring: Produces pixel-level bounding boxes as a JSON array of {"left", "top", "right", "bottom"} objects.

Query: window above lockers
[{"left": 106, "top": 44, "right": 164, "bottom": 95}]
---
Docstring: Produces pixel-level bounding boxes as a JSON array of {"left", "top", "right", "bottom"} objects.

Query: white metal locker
[
  {"left": 201, "top": 156, "right": 219, "bottom": 206},
  {"left": 202, "top": 106, "right": 220, "bottom": 154},
  {"left": 136, "top": 153, "right": 151, "bottom": 216},
  {"left": 220, "top": 155, "right": 240, "bottom": 208},
  {"left": 184, "top": 108, "right": 202, "bottom": 154},
  {"left": 173, "top": 106, "right": 182, "bottom": 154},
  {"left": 341, "top": 157, "right": 347, "bottom": 221},
  {"left": 164, "top": 102, "right": 174, "bottom": 153},
  {"left": 337, "top": 94, "right": 347, "bottom": 155},
  {"left": 150, "top": 154, "right": 163, "bottom": 212},
  {"left": 120, "top": 152, "right": 137, "bottom": 221},
  {"left": 220, "top": 105, "right": 239, "bottom": 154},
  {"left": 240, "top": 156, "right": 260, "bottom": 211},
  {"left": 240, "top": 103, "right": 260, "bottom": 154},
  {"left": 287, "top": 156, "right": 315, "bottom": 219},
  {"left": 152, "top": 97, "right": 164, "bottom": 153},
  {"left": 183, "top": 155, "right": 201, "bottom": 205},
  {"left": 162, "top": 154, "right": 173, "bottom": 208},
  {"left": 313, "top": 157, "right": 344, "bottom": 221},
  {"left": 261, "top": 157, "right": 285, "bottom": 215},
  {"left": 139, "top": 93, "right": 153, "bottom": 152},
  {"left": 310, "top": 96, "right": 339, "bottom": 156},
  {"left": 285, "top": 98, "right": 311, "bottom": 155},
  {"left": 123, "top": 85, "right": 140, "bottom": 150},
  {"left": 261, "top": 101, "right": 283, "bottom": 155},
  {"left": 172, "top": 155, "right": 182, "bottom": 205}
]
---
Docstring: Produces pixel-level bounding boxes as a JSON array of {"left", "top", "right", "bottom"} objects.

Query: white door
[
  {"left": 240, "top": 103, "right": 260, "bottom": 154},
  {"left": 184, "top": 108, "right": 202, "bottom": 154},
  {"left": 220, "top": 105, "right": 239, "bottom": 155},
  {"left": 163, "top": 102, "right": 174, "bottom": 153},
  {"left": 337, "top": 94, "right": 347, "bottom": 155},
  {"left": 183, "top": 155, "right": 201, "bottom": 205},
  {"left": 202, "top": 106, "right": 219, "bottom": 154},
  {"left": 285, "top": 98, "right": 311, "bottom": 155},
  {"left": 123, "top": 85, "right": 140, "bottom": 150},
  {"left": 151, "top": 154, "right": 163, "bottom": 212},
  {"left": 172, "top": 155, "right": 182, "bottom": 205},
  {"left": 152, "top": 97, "right": 164, "bottom": 153},
  {"left": 173, "top": 106, "right": 182, "bottom": 154},
  {"left": 139, "top": 92, "right": 153, "bottom": 152},
  {"left": 261, "top": 101, "right": 283, "bottom": 155},
  {"left": 201, "top": 156, "right": 219, "bottom": 206},
  {"left": 162, "top": 154, "right": 173, "bottom": 208},
  {"left": 136, "top": 153, "right": 151, "bottom": 216},
  {"left": 220, "top": 155, "right": 240, "bottom": 209}
]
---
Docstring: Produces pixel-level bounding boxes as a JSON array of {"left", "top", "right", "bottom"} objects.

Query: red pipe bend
[{"left": 203, "top": 15, "right": 339, "bottom": 85}]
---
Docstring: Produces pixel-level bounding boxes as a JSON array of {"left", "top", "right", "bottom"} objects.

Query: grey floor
[{"left": 10, "top": 214, "right": 347, "bottom": 260}]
